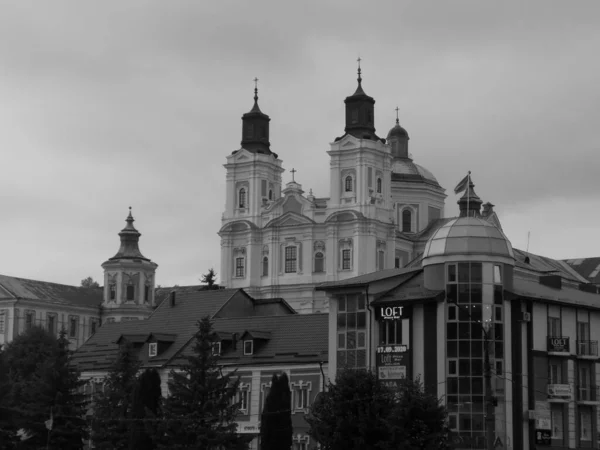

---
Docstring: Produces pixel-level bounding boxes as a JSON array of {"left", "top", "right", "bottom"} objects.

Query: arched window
[
  {"left": 345, "top": 176, "right": 353, "bottom": 192},
  {"left": 262, "top": 256, "right": 269, "bottom": 277},
  {"left": 126, "top": 284, "right": 135, "bottom": 301},
  {"left": 376, "top": 178, "right": 382, "bottom": 194},
  {"left": 239, "top": 188, "right": 246, "bottom": 208},
  {"left": 314, "top": 252, "right": 324, "bottom": 273},
  {"left": 268, "top": 189, "right": 273, "bottom": 201},
  {"left": 402, "top": 209, "right": 412, "bottom": 233}
]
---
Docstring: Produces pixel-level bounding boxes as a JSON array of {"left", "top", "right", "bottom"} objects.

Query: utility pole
[{"left": 484, "top": 329, "right": 495, "bottom": 450}]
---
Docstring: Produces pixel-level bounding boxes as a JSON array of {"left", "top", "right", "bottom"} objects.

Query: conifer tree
[
  {"left": 260, "top": 372, "right": 293, "bottom": 450},
  {"left": 200, "top": 268, "right": 218, "bottom": 290},
  {"left": 157, "top": 316, "right": 249, "bottom": 450},
  {"left": 129, "top": 368, "right": 162, "bottom": 449},
  {"left": 91, "top": 342, "right": 141, "bottom": 449}
]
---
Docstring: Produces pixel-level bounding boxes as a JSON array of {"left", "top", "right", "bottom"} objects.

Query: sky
[{"left": 1, "top": 0, "right": 600, "bottom": 287}]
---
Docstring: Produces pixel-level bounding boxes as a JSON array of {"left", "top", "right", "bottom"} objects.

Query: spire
[
  {"left": 343, "top": 58, "right": 378, "bottom": 140},
  {"left": 457, "top": 178, "right": 483, "bottom": 217},
  {"left": 241, "top": 77, "right": 272, "bottom": 154},
  {"left": 387, "top": 106, "right": 409, "bottom": 157},
  {"left": 109, "top": 207, "right": 150, "bottom": 261},
  {"left": 395, "top": 106, "right": 399, "bottom": 125}
]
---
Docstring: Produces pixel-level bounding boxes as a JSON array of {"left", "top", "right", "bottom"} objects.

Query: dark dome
[{"left": 387, "top": 123, "right": 409, "bottom": 139}]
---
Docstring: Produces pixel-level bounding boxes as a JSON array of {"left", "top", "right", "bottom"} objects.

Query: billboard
[{"left": 375, "top": 345, "right": 409, "bottom": 391}]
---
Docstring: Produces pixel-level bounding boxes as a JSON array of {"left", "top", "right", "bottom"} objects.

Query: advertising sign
[
  {"left": 547, "top": 384, "right": 572, "bottom": 399},
  {"left": 535, "top": 430, "right": 551, "bottom": 445},
  {"left": 235, "top": 421, "right": 260, "bottom": 434},
  {"left": 376, "top": 345, "right": 409, "bottom": 391},
  {"left": 547, "top": 337, "right": 570, "bottom": 352},
  {"left": 379, "top": 306, "right": 404, "bottom": 320},
  {"left": 535, "top": 401, "right": 551, "bottom": 430}
]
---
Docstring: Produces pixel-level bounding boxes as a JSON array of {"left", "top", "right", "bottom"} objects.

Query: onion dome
[
  {"left": 342, "top": 60, "right": 380, "bottom": 141},
  {"left": 240, "top": 78, "right": 272, "bottom": 155},
  {"left": 108, "top": 207, "right": 150, "bottom": 261},
  {"left": 422, "top": 217, "right": 515, "bottom": 266},
  {"left": 387, "top": 116, "right": 409, "bottom": 140}
]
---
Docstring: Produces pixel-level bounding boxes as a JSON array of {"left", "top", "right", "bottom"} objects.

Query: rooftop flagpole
[{"left": 467, "top": 171, "right": 471, "bottom": 217}]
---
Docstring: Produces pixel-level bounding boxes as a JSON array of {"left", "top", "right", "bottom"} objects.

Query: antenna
[{"left": 526, "top": 231, "right": 531, "bottom": 254}]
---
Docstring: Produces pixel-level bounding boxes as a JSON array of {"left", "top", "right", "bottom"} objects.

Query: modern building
[
  {"left": 317, "top": 182, "right": 600, "bottom": 450},
  {"left": 72, "top": 288, "right": 327, "bottom": 450},
  {"left": 219, "top": 68, "right": 446, "bottom": 314}
]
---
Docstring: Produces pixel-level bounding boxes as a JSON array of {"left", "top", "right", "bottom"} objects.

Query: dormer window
[
  {"left": 212, "top": 341, "right": 221, "bottom": 356},
  {"left": 244, "top": 340, "right": 254, "bottom": 355},
  {"left": 239, "top": 188, "right": 247, "bottom": 209},
  {"left": 345, "top": 176, "right": 353, "bottom": 192},
  {"left": 149, "top": 342, "right": 157, "bottom": 357}
]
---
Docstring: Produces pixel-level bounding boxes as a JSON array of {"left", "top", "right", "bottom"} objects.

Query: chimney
[{"left": 169, "top": 291, "right": 176, "bottom": 307}]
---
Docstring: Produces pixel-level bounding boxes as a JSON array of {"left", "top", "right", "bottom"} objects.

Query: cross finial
[
  {"left": 253, "top": 77, "right": 259, "bottom": 102},
  {"left": 357, "top": 57, "right": 362, "bottom": 85},
  {"left": 290, "top": 168, "right": 297, "bottom": 182},
  {"left": 395, "top": 107, "right": 399, "bottom": 125}
]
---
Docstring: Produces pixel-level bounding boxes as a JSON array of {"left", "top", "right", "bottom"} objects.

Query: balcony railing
[
  {"left": 576, "top": 340, "right": 598, "bottom": 357},
  {"left": 577, "top": 385, "right": 600, "bottom": 402}
]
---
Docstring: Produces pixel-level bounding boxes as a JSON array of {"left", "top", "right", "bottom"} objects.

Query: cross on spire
[
  {"left": 290, "top": 168, "right": 297, "bottom": 182},
  {"left": 253, "top": 77, "right": 259, "bottom": 102},
  {"left": 357, "top": 57, "right": 362, "bottom": 84},
  {"left": 395, "top": 106, "right": 399, "bottom": 125}
]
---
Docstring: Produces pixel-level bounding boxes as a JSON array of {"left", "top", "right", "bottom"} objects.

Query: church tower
[
  {"left": 101, "top": 208, "right": 157, "bottom": 323},
  {"left": 220, "top": 81, "right": 284, "bottom": 288}
]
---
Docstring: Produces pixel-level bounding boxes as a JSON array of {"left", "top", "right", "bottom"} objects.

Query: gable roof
[
  {"left": 0, "top": 274, "right": 102, "bottom": 308},
  {"left": 564, "top": 257, "right": 600, "bottom": 285},
  {"left": 316, "top": 267, "right": 421, "bottom": 291},
  {"left": 513, "top": 249, "right": 589, "bottom": 283}
]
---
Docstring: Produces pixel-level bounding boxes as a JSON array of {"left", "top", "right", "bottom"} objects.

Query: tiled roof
[
  {"left": 513, "top": 249, "right": 589, "bottom": 283},
  {"left": 564, "top": 257, "right": 600, "bottom": 285},
  {"left": 154, "top": 285, "right": 219, "bottom": 306},
  {"left": 373, "top": 271, "right": 444, "bottom": 304},
  {"left": 0, "top": 274, "right": 102, "bottom": 308},
  {"left": 315, "top": 267, "right": 421, "bottom": 290},
  {"left": 508, "top": 276, "right": 600, "bottom": 310}
]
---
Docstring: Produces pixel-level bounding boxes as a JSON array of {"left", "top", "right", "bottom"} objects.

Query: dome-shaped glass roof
[{"left": 422, "top": 217, "right": 515, "bottom": 264}]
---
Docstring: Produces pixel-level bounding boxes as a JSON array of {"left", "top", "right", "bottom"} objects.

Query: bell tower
[{"left": 101, "top": 207, "right": 157, "bottom": 323}]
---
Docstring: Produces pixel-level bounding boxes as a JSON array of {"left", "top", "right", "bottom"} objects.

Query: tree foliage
[
  {"left": 91, "top": 342, "right": 141, "bottom": 449},
  {"left": 129, "top": 368, "right": 162, "bottom": 450},
  {"left": 260, "top": 372, "right": 293, "bottom": 450},
  {"left": 200, "top": 268, "right": 218, "bottom": 290},
  {"left": 306, "top": 370, "right": 449, "bottom": 450},
  {"left": 0, "top": 326, "right": 88, "bottom": 449},
  {"left": 157, "top": 316, "right": 249, "bottom": 450},
  {"left": 80, "top": 276, "right": 100, "bottom": 288}
]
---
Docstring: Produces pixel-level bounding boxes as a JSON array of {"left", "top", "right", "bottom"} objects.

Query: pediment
[{"left": 265, "top": 212, "right": 315, "bottom": 228}]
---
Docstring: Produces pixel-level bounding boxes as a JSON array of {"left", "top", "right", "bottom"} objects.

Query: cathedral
[{"left": 219, "top": 66, "right": 448, "bottom": 313}]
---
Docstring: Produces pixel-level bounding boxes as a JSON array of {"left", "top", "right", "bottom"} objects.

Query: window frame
[
  {"left": 148, "top": 342, "right": 158, "bottom": 357},
  {"left": 342, "top": 249, "right": 351, "bottom": 270},
  {"left": 25, "top": 310, "right": 35, "bottom": 330},
  {"left": 238, "top": 187, "right": 247, "bottom": 209},
  {"left": 402, "top": 208, "right": 412, "bottom": 233},
  {"left": 47, "top": 313, "right": 57, "bottom": 335},
  {"left": 262, "top": 256, "right": 269, "bottom": 277},
  {"left": 69, "top": 316, "right": 78, "bottom": 338},
  {"left": 314, "top": 251, "right": 325, "bottom": 273},
  {"left": 109, "top": 283, "right": 116, "bottom": 300},
  {"left": 344, "top": 175, "right": 353, "bottom": 192},
  {"left": 376, "top": 177, "right": 382, "bottom": 194},
  {"left": 243, "top": 340, "right": 254, "bottom": 355},
  {"left": 212, "top": 341, "right": 221, "bottom": 356},
  {"left": 235, "top": 257, "right": 245, "bottom": 278},
  {"left": 285, "top": 246, "right": 298, "bottom": 273},
  {"left": 0, "top": 310, "right": 5, "bottom": 333},
  {"left": 126, "top": 284, "right": 135, "bottom": 301}
]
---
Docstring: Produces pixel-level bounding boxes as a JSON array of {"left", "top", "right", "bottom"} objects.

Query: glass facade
[
  {"left": 446, "top": 262, "right": 504, "bottom": 447},
  {"left": 336, "top": 294, "right": 367, "bottom": 371}
]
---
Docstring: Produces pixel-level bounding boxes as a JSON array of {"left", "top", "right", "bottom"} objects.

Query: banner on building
[{"left": 375, "top": 345, "right": 409, "bottom": 391}]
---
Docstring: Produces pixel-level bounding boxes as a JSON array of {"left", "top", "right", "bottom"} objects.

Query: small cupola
[
  {"left": 109, "top": 207, "right": 150, "bottom": 261},
  {"left": 343, "top": 59, "right": 378, "bottom": 141},
  {"left": 387, "top": 107, "right": 410, "bottom": 158},
  {"left": 457, "top": 178, "right": 483, "bottom": 218},
  {"left": 240, "top": 78, "right": 272, "bottom": 155}
]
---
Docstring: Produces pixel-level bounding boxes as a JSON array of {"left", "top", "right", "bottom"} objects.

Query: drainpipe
[{"left": 365, "top": 285, "right": 372, "bottom": 370}]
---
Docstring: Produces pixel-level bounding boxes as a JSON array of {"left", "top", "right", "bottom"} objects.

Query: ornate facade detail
[{"left": 314, "top": 240, "right": 325, "bottom": 251}]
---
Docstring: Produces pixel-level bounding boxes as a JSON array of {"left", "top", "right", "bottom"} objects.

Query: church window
[
  {"left": 144, "top": 285, "right": 150, "bottom": 303},
  {"left": 109, "top": 284, "right": 116, "bottom": 300},
  {"left": 262, "top": 256, "right": 269, "bottom": 277},
  {"left": 367, "top": 167, "right": 373, "bottom": 188},
  {"left": 69, "top": 316, "right": 78, "bottom": 338},
  {"left": 239, "top": 188, "right": 247, "bottom": 208},
  {"left": 376, "top": 178, "right": 382, "bottom": 194},
  {"left": 377, "top": 250, "right": 385, "bottom": 271},
  {"left": 245, "top": 124, "right": 254, "bottom": 139},
  {"left": 235, "top": 257, "right": 245, "bottom": 278},
  {"left": 126, "top": 284, "right": 135, "bottom": 301},
  {"left": 285, "top": 246, "right": 297, "bottom": 273},
  {"left": 344, "top": 176, "right": 353, "bottom": 192},
  {"left": 342, "top": 249, "right": 351, "bottom": 270},
  {"left": 314, "top": 252, "right": 324, "bottom": 273},
  {"left": 351, "top": 108, "right": 359, "bottom": 123},
  {"left": 268, "top": 189, "right": 273, "bottom": 201},
  {"left": 90, "top": 319, "right": 98, "bottom": 336},
  {"left": 402, "top": 209, "right": 412, "bottom": 233}
]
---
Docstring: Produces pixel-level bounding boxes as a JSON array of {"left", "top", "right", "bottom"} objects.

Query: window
[
  {"left": 245, "top": 123, "right": 254, "bottom": 138},
  {"left": 0, "top": 311, "right": 5, "bottom": 333},
  {"left": 367, "top": 167, "right": 373, "bottom": 187},
  {"left": 268, "top": 189, "right": 273, "bottom": 200},
  {"left": 342, "top": 249, "right": 351, "bottom": 270},
  {"left": 235, "top": 257, "right": 245, "bottom": 278},
  {"left": 549, "top": 361, "right": 562, "bottom": 384},
  {"left": 344, "top": 176, "right": 353, "bottom": 192},
  {"left": 126, "top": 284, "right": 135, "bottom": 301},
  {"left": 149, "top": 342, "right": 157, "bottom": 357},
  {"left": 376, "top": 178, "right": 382, "bottom": 194},
  {"left": 285, "top": 246, "right": 297, "bottom": 273},
  {"left": 377, "top": 250, "right": 385, "bottom": 271},
  {"left": 337, "top": 294, "right": 367, "bottom": 370},
  {"left": 577, "top": 320, "right": 590, "bottom": 341},
  {"left": 25, "top": 310, "right": 35, "bottom": 330},
  {"left": 144, "top": 285, "right": 150, "bottom": 303},
  {"left": 69, "top": 316, "right": 78, "bottom": 338},
  {"left": 238, "top": 388, "right": 249, "bottom": 413},
  {"left": 212, "top": 341, "right": 221, "bottom": 356},
  {"left": 244, "top": 340, "right": 253, "bottom": 355},
  {"left": 47, "top": 314, "right": 56, "bottom": 335},
  {"left": 351, "top": 108, "right": 358, "bottom": 123},
  {"left": 580, "top": 407, "right": 592, "bottom": 441},
  {"left": 314, "top": 252, "right": 324, "bottom": 273},
  {"left": 493, "top": 265, "right": 502, "bottom": 284},
  {"left": 90, "top": 319, "right": 98, "bottom": 336},
  {"left": 548, "top": 316, "right": 561, "bottom": 337},
  {"left": 294, "top": 443, "right": 307, "bottom": 450},
  {"left": 395, "top": 257, "right": 400, "bottom": 268},
  {"left": 262, "top": 256, "right": 269, "bottom": 277},
  {"left": 261, "top": 179, "right": 267, "bottom": 198},
  {"left": 379, "top": 319, "right": 402, "bottom": 345},
  {"left": 109, "top": 284, "right": 116, "bottom": 300},
  {"left": 238, "top": 188, "right": 247, "bottom": 208},
  {"left": 402, "top": 209, "right": 412, "bottom": 232},
  {"left": 551, "top": 405, "right": 563, "bottom": 439},
  {"left": 295, "top": 386, "right": 309, "bottom": 410},
  {"left": 578, "top": 365, "right": 591, "bottom": 400}
]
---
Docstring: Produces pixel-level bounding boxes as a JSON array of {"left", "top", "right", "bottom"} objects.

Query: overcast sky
[{"left": 1, "top": 0, "right": 599, "bottom": 287}]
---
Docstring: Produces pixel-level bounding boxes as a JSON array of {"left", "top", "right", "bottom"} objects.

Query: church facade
[{"left": 219, "top": 69, "right": 446, "bottom": 313}]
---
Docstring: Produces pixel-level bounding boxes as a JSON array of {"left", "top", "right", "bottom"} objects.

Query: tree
[
  {"left": 129, "top": 368, "right": 162, "bottom": 449},
  {"left": 91, "top": 342, "right": 141, "bottom": 449},
  {"left": 200, "top": 268, "right": 218, "bottom": 290},
  {"left": 80, "top": 276, "right": 100, "bottom": 288},
  {"left": 157, "top": 316, "right": 249, "bottom": 450},
  {"left": 260, "top": 372, "right": 293, "bottom": 450}
]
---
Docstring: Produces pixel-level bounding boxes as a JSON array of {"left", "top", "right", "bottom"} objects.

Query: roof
[
  {"left": 372, "top": 271, "right": 444, "bottom": 304},
  {"left": 508, "top": 276, "right": 600, "bottom": 310},
  {"left": 422, "top": 217, "right": 514, "bottom": 263},
  {"left": 316, "top": 267, "right": 421, "bottom": 291},
  {"left": 513, "top": 250, "right": 589, "bottom": 284},
  {"left": 564, "top": 257, "right": 600, "bottom": 285},
  {"left": 0, "top": 274, "right": 102, "bottom": 308},
  {"left": 391, "top": 159, "right": 440, "bottom": 186}
]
